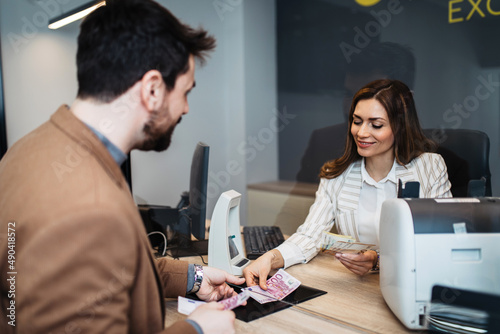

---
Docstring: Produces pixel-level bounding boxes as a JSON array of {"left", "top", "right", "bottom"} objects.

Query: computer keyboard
[{"left": 243, "top": 226, "right": 285, "bottom": 260}]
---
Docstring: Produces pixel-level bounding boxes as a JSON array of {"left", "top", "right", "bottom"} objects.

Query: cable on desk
[
  {"left": 166, "top": 249, "right": 208, "bottom": 265},
  {"left": 147, "top": 231, "right": 167, "bottom": 257}
]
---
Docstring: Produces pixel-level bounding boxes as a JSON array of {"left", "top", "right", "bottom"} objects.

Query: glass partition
[
  {"left": 250, "top": 0, "right": 500, "bottom": 233},
  {"left": 277, "top": 0, "right": 499, "bottom": 188}
]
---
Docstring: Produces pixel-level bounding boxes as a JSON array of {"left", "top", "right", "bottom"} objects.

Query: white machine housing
[
  {"left": 379, "top": 198, "right": 500, "bottom": 330},
  {"left": 208, "top": 190, "right": 250, "bottom": 275}
]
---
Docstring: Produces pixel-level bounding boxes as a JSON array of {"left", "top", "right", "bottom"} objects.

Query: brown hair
[
  {"left": 77, "top": 0, "right": 216, "bottom": 102},
  {"left": 319, "top": 79, "right": 435, "bottom": 179}
]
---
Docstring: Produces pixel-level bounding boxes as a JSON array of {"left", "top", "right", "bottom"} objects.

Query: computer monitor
[
  {"left": 188, "top": 142, "right": 209, "bottom": 241},
  {"left": 139, "top": 142, "right": 209, "bottom": 257}
]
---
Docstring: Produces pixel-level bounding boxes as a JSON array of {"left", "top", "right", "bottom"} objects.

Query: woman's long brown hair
[{"left": 319, "top": 79, "right": 436, "bottom": 179}]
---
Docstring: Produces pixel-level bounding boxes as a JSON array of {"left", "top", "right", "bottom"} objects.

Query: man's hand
[
  {"left": 335, "top": 250, "right": 377, "bottom": 276},
  {"left": 188, "top": 302, "right": 236, "bottom": 334},
  {"left": 196, "top": 267, "right": 245, "bottom": 302},
  {"left": 243, "top": 249, "right": 284, "bottom": 290}
]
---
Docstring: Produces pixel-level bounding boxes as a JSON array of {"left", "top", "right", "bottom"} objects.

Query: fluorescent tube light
[{"left": 48, "top": 1, "right": 105, "bottom": 30}]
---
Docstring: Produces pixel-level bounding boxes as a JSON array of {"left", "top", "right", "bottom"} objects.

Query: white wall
[
  {"left": 0, "top": 0, "right": 83, "bottom": 144},
  {"left": 0, "top": 0, "right": 278, "bottom": 224}
]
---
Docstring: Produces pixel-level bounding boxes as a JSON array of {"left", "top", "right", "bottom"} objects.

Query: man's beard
[{"left": 137, "top": 112, "right": 182, "bottom": 152}]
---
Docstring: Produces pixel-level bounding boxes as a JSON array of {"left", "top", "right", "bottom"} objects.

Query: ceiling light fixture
[{"left": 48, "top": 1, "right": 105, "bottom": 30}]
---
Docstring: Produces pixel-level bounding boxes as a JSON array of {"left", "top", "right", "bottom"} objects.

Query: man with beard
[{"left": 0, "top": 0, "right": 244, "bottom": 333}]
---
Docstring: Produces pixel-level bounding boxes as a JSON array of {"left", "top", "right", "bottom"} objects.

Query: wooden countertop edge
[{"left": 247, "top": 180, "right": 318, "bottom": 197}]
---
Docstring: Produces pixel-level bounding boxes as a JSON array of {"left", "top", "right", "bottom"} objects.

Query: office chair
[{"left": 424, "top": 128, "right": 492, "bottom": 197}]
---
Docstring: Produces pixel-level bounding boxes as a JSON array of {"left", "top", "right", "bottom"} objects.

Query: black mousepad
[{"left": 227, "top": 281, "right": 327, "bottom": 322}]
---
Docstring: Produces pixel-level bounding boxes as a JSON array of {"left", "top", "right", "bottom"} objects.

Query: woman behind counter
[{"left": 243, "top": 79, "right": 452, "bottom": 288}]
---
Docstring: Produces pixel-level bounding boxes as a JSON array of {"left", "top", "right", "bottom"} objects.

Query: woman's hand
[
  {"left": 335, "top": 250, "right": 377, "bottom": 276},
  {"left": 243, "top": 249, "right": 284, "bottom": 290}
]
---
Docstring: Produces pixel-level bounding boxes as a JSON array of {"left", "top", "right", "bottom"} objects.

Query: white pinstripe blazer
[{"left": 280, "top": 153, "right": 452, "bottom": 267}]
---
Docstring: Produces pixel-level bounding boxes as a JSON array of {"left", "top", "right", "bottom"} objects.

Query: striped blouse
[{"left": 276, "top": 152, "right": 452, "bottom": 269}]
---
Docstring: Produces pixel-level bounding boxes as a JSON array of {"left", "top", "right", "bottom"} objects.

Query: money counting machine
[{"left": 378, "top": 198, "right": 500, "bottom": 330}]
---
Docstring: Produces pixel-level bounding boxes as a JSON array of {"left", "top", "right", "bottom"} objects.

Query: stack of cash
[
  {"left": 177, "top": 290, "right": 250, "bottom": 315},
  {"left": 245, "top": 269, "right": 301, "bottom": 304},
  {"left": 178, "top": 270, "right": 302, "bottom": 314},
  {"left": 321, "top": 231, "right": 377, "bottom": 254},
  {"left": 218, "top": 289, "right": 250, "bottom": 310}
]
